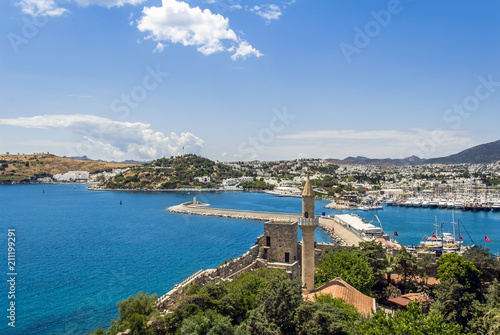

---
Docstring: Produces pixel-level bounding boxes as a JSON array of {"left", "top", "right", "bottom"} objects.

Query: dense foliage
[
  {"left": 105, "top": 155, "right": 243, "bottom": 189},
  {"left": 89, "top": 247, "right": 500, "bottom": 335},
  {"left": 315, "top": 249, "right": 375, "bottom": 296}
]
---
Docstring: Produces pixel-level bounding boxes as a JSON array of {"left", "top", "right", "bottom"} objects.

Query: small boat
[
  {"left": 428, "top": 200, "right": 439, "bottom": 208},
  {"left": 412, "top": 199, "right": 422, "bottom": 207},
  {"left": 492, "top": 203, "right": 500, "bottom": 212},
  {"left": 120, "top": 200, "right": 122, "bottom": 205}
]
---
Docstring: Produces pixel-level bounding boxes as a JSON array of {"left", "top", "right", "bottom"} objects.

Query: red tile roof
[
  {"left": 304, "top": 278, "right": 375, "bottom": 316},
  {"left": 387, "top": 293, "right": 428, "bottom": 307}
]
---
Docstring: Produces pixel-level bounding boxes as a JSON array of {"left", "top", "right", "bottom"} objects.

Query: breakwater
[
  {"left": 167, "top": 202, "right": 299, "bottom": 222},
  {"left": 167, "top": 202, "right": 365, "bottom": 246}
]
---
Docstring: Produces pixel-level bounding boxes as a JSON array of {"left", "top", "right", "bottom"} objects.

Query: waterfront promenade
[{"left": 167, "top": 202, "right": 364, "bottom": 246}]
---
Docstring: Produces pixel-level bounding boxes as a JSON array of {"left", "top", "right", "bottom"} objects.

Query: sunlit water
[{"left": 0, "top": 185, "right": 498, "bottom": 334}]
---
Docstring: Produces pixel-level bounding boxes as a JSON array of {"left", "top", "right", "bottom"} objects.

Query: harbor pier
[{"left": 167, "top": 202, "right": 364, "bottom": 246}]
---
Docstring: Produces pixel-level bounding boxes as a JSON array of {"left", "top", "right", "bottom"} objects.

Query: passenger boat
[{"left": 417, "top": 217, "right": 464, "bottom": 253}]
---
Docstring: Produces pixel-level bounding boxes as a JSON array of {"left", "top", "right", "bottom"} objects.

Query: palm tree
[
  {"left": 382, "top": 253, "right": 397, "bottom": 284},
  {"left": 485, "top": 308, "right": 500, "bottom": 335}
]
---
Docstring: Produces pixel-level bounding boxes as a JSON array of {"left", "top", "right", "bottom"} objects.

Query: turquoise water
[{"left": 0, "top": 185, "right": 498, "bottom": 335}]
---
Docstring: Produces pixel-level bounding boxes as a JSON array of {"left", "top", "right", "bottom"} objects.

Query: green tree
[
  {"left": 315, "top": 249, "right": 375, "bottom": 295},
  {"left": 463, "top": 246, "right": 500, "bottom": 282},
  {"left": 127, "top": 313, "right": 147, "bottom": 335},
  {"left": 179, "top": 310, "right": 234, "bottom": 335},
  {"left": 382, "top": 253, "right": 397, "bottom": 284},
  {"left": 107, "top": 292, "right": 158, "bottom": 335},
  {"left": 394, "top": 247, "right": 418, "bottom": 291},
  {"left": 486, "top": 279, "right": 500, "bottom": 310},
  {"left": 484, "top": 308, "right": 500, "bottom": 335},
  {"left": 294, "top": 301, "right": 353, "bottom": 335},
  {"left": 243, "top": 276, "right": 303, "bottom": 334},
  {"left": 357, "top": 301, "right": 463, "bottom": 334},
  {"left": 437, "top": 253, "right": 481, "bottom": 293},
  {"left": 432, "top": 282, "right": 485, "bottom": 333},
  {"left": 417, "top": 253, "right": 435, "bottom": 285},
  {"left": 358, "top": 240, "right": 387, "bottom": 278}
]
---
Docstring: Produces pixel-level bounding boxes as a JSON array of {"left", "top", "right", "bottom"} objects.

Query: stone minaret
[{"left": 298, "top": 174, "right": 318, "bottom": 293}]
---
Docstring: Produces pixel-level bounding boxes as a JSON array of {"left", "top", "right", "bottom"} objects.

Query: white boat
[
  {"left": 492, "top": 203, "right": 500, "bottom": 212},
  {"left": 422, "top": 200, "right": 430, "bottom": 207},
  {"left": 412, "top": 199, "right": 422, "bottom": 207},
  {"left": 438, "top": 200, "right": 448, "bottom": 208},
  {"left": 417, "top": 218, "right": 463, "bottom": 252},
  {"left": 429, "top": 200, "right": 439, "bottom": 208}
]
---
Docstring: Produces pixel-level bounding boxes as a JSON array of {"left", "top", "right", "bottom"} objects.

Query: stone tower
[{"left": 298, "top": 174, "right": 318, "bottom": 293}]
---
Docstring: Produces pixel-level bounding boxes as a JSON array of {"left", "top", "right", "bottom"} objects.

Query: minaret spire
[
  {"left": 299, "top": 173, "right": 318, "bottom": 293},
  {"left": 302, "top": 174, "right": 315, "bottom": 218}
]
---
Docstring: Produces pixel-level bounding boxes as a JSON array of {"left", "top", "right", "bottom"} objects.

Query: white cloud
[
  {"left": 250, "top": 4, "right": 282, "bottom": 22},
  {"left": 0, "top": 114, "right": 204, "bottom": 160},
  {"left": 276, "top": 128, "right": 475, "bottom": 160},
  {"left": 153, "top": 42, "right": 166, "bottom": 53},
  {"left": 17, "top": 0, "right": 68, "bottom": 16},
  {"left": 231, "top": 41, "right": 263, "bottom": 60},
  {"left": 137, "top": 0, "right": 261, "bottom": 60},
  {"left": 17, "top": 0, "right": 145, "bottom": 17},
  {"left": 73, "top": 0, "right": 146, "bottom": 8}
]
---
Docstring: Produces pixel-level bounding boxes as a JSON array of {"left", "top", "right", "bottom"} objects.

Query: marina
[{"left": 0, "top": 185, "right": 498, "bottom": 334}]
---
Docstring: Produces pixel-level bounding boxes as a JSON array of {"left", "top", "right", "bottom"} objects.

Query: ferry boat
[{"left": 417, "top": 217, "right": 464, "bottom": 253}]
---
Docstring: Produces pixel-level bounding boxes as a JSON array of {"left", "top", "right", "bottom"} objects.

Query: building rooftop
[
  {"left": 387, "top": 293, "right": 428, "bottom": 308},
  {"left": 304, "top": 278, "right": 375, "bottom": 316}
]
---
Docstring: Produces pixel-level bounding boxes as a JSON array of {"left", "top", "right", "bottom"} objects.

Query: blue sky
[{"left": 1, "top": 0, "right": 499, "bottom": 162}]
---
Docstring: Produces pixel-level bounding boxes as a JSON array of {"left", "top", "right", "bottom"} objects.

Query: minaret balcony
[{"left": 298, "top": 217, "right": 319, "bottom": 227}]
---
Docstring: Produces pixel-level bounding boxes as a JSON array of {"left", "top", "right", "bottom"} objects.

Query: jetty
[{"left": 167, "top": 201, "right": 364, "bottom": 246}]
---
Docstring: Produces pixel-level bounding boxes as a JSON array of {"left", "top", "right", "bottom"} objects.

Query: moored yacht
[{"left": 429, "top": 200, "right": 439, "bottom": 208}]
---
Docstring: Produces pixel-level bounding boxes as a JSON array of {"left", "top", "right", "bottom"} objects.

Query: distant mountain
[
  {"left": 325, "top": 140, "right": 500, "bottom": 165},
  {"left": 326, "top": 155, "right": 424, "bottom": 166},
  {"left": 63, "top": 155, "right": 148, "bottom": 164},
  {"left": 64, "top": 155, "right": 92, "bottom": 160},
  {"left": 425, "top": 140, "right": 500, "bottom": 164},
  {"left": 110, "top": 159, "right": 150, "bottom": 164}
]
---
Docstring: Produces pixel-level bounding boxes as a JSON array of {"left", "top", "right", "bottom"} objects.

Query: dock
[{"left": 167, "top": 202, "right": 364, "bottom": 246}]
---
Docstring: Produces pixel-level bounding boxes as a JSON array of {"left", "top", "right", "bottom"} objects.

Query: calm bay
[{"left": 0, "top": 184, "right": 498, "bottom": 334}]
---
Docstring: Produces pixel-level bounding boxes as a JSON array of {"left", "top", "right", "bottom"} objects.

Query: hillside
[
  {"left": 326, "top": 140, "right": 500, "bottom": 166},
  {"left": 103, "top": 154, "right": 244, "bottom": 190},
  {"left": 327, "top": 155, "right": 423, "bottom": 166},
  {"left": 0, "top": 153, "right": 139, "bottom": 182},
  {"left": 425, "top": 140, "right": 500, "bottom": 164}
]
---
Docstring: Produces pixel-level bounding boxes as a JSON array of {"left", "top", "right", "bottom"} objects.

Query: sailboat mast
[{"left": 458, "top": 219, "right": 461, "bottom": 251}]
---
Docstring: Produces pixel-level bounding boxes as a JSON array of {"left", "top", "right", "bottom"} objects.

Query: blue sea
[{"left": 0, "top": 185, "right": 498, "bottom": 335}]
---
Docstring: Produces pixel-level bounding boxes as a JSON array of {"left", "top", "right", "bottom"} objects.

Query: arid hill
[{"left": 0, "top": 153, "right": 139, "bottom": 182}]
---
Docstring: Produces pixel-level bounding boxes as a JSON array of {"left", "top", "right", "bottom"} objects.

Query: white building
[
  {"left": 53, "top": 171, "right": 89, "bottom": 182},
  {"left": 194, "top": 176, "right": 211, "bottom": 183}
]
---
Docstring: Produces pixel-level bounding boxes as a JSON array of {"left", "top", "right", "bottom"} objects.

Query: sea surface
[{"left": 0, "top": 185, "right": 498, "bottom": 335}]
